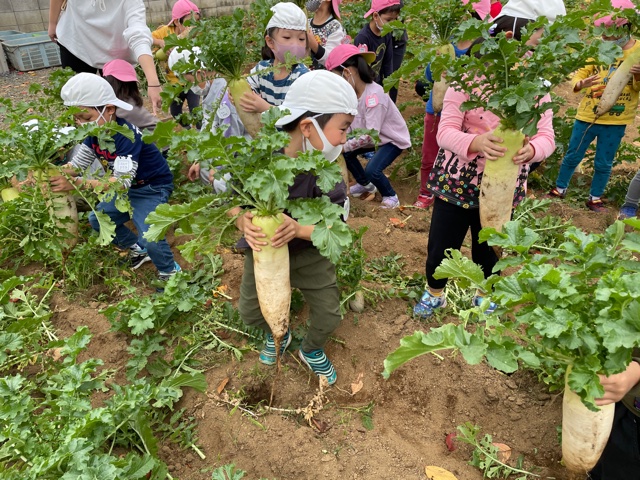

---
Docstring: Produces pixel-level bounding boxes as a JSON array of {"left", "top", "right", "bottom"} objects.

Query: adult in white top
[
  {"left": 491, "top": 0, "right": 566, "bottom": 42},
  {"left": 48, "top": 0, "right": 162, "bottom": 115}
]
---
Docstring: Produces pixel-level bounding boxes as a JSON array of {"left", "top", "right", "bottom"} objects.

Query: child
[
  {"left": 102, "top": 59, "right": 160, "bottom": 133},
  {"left": 241, "top": 3, "right": 310, "bottom": 113},
  {"left": 354, "top": 0, "right": 403, "bottom": 102},
  {"left": 326, "top": 44, "right": 410, "bottom": 209},
  {"left": 549, "top": 1, "right": 640, "bottom": 212},
  {"left": 619, "top": 172, "right": 640, "bottom": 219},
  {"left": 306, "top": 0, "right": 348, "bottom": 69},
  {"left": 151, "top": 0, "right": 201, "bottom": 127},
  {"left": 230, "top": 70, "right": 358, "bottom": 385},
  {"left": 413, "top": 0, "right": 491, "bottom": 209},
  {"left": 413, "top": 84, "right": 555, "bottom": 318},
  {"left": 50, "top": 73, "right": 180, "bottom": 285},
  {"left": 589, "top": 357, "right": 640, "bottom": 479}
]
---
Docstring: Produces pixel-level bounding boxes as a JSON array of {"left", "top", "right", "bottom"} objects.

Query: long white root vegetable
[
  {"left": 595, "top": 47, "right": 640, "bottom": 117},
  {"left": 431, "top": 44, "right": 455, "bottom": 113},
  {"left": 228, "top": 78, "right": 263, "bottom": 138},
  {"left": 479, "top": 126, "right": 524, "bottom": 254},
  {"left": 252, "top": 213, "right": 291, "bottom": 366},
  {"left": 38, "top": 168, "right": 79, "bottom": 250},
  {"left": 562, "top": 374, "right": 614, "bottom": 474}
]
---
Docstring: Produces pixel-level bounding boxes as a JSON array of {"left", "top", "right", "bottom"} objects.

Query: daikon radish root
[
  {"left": 1, "top": 187, "right": 19, "bottom": 202},
  {"left": 595, "top": 46, "right": 640, "bottom": 117},
  {"left": 431, "top": 44, "right": 455, "bottom": 113},
  {"left": 562, "top": 373, "right": 614, "bottom": 474},
  {"left": 252, "top": 213, "right": 291, "bottom": 368},
  {"left": 37, "top": 167, "right": 79, "bottom": 250},
  {"left": 479, "top": 126, "right": 524, "bottom": 254},
  {"left": 228, "top": 78, "right": 263, "bottom": 138}
]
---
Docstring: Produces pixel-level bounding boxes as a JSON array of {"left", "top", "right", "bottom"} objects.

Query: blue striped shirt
[{"left": 247, "top": 60, "right": 309, "bottom": 107}]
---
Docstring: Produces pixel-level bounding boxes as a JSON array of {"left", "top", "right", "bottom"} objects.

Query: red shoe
[
  {"left": 547, "top": 187, "right": 566, "bottom": 199},
  {"left": 413, "top": 194, "right": 434, "bottom": 209},
  {"left": 586, "top": 198, "right": 607, "bottom": 212}
]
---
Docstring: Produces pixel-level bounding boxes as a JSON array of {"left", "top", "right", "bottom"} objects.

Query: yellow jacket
[
  {"left": 574, "top": 39, "right": 640, "bottom": 125},
  {"left": 152, "top": 25, "right": 179, "bottom": 84}
]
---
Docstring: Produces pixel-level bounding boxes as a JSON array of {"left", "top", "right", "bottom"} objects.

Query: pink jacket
[{"left": 427, "top": 87, "right": 555, "bottom": 208}]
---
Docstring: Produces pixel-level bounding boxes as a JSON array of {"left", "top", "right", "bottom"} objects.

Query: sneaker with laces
[
  {"left": 158, "top": 262, "right": 182, "bottom": 282},
  {"left": 413, "top": 290, "right": 447, "bottom": 318},
  {"left": 129, "top": 244, "right": 152, "bottom": 270},
  {"left": 298, "top": 349, "right": 337, "bottom": 385},
  {"left": 350, "top": 182, "right": 377, "bottom": 198},
  {"left": 381, "top": 195, "right": 400, "bottom": 209},
  {"left": 259, "top": 330, "right": 292, "bottom": 366},
  {"left": 361, "top": 151, "right": 375, "bottom": 161},
  {"left": 618, "top": 205, "right": 637, "bottom": 220},
  {"left": 472, "top": 295, "right": 497, "bottom": 315},
  {"left": 586, "top": 198, "right": 607, "bottom": 212},
  {"left": 547, "top": 187, "right": 566, "bottom": 199},
  {"left": 412, "top": 194, "right": 434, "bottom": 209}
]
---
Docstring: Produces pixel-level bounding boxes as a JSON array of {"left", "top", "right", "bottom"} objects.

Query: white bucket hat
[
  {"left": 275, "top": 70, "right": 358, "bottom": 126},
  {"left": 266, "top": 3, "right": 307, "bottom": 31},
  {"left": 61, "top": 72, "right": 133, "bottom": 111}
]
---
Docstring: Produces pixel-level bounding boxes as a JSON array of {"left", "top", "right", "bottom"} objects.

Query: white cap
[
  {"left": 266, "top": 3, "right": 307, "bottom": 32},
  {"left": 61, "top": 72, "right": 133, "bottom": 111},
  {"left": 168, "top": 46, "right": 204, "bottom": 71},
  {"left": 275, "top": 70, "right": 359, "bottom": 126}
]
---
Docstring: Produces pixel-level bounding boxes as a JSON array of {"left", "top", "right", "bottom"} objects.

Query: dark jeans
[
  {"left": 589, "top": 402, "right": 640, "bottom": 480},
  {"left": 389, "top": 30, "right": 407, "bottom": 103},
  {"left": 58, "top": 42, "right": 99, "bottom": 73},
  {"left": 170, "top": 89, "right": 202, "bottom": 129},
  {"left": 344, "top": 143, "right": 402, "bottom": 197},
  {"left": 426, "top": 198, "right": 498, "bottom": 289}
]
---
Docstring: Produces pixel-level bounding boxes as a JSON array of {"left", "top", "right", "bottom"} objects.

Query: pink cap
[
  {"left": 364, "top": 0, "right": 401, "bottom": 18},
  {"left": 462, "top": 0, "right": 491, "bottom": 20},
  {"left": 172, "top": 0, "right": 200, "bottom": 24},
  {"left": 594, "top": 0, "right": 634, "bottom": 27},
  {"left": 332, "top": 0, "right": 342, "bottom": 19},
  {"left": 326, "top": 44, "right": 376, "bottom": 71},
  {"left": 102, "top": 59, "right": 138, "bottom": 83}
]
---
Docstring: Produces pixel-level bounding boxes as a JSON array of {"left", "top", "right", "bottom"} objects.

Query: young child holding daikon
[
  {"left": 306, "top": 0, "right": 348, "bottom": 69},
  {"left": 549, "top": 0, "right": 640, "bottom": 213},
  {"left": 229, "top": 71, "right": 358, "bottom": 385},
  {"left": 325, "top": 44, "right": 410, "bottom": 209},
  {"left": 413, "top": 82, "right": 555, "bottom": 318},
  {"left": 49, "top": 73, "right": 181, "bottom": 286}
]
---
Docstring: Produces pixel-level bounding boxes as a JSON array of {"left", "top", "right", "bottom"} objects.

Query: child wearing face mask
[
  {"left": 354, "top": 0, "right": 404, "bottom": 102},
  {"left": 50, "top": 73, "right": 180, "bottom": 288},
  {"left": 326, "top": 44, "right": 410, "bottom": 209},
  {"left": 549, "top": 0, "right": 640, "bottom": 213},
  {"left": 306, "top": 0, "right": 348, "bottom": 69},
  {"left": 241, "top": 3, "right": 310, "bottom": 114},
  {"left": 230, "top": 71, "right": 359, "bottom": 385}
]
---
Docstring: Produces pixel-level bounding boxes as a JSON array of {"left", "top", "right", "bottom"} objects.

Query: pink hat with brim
[
  {"left": 462, "top": 0, "right": 491, "bottom": 20},
  {"left": 364, "top": 0, "right": 401, "bottom": 18},
  {"left": 172, "top": 0, "right": 200, "bottom": 24},
  {"left": 594, "top": 0, "right": 634, "bottom": 27},
  {"left": 325, "top": 44, "right": 376, "bottom": 71},
  {"left": 102, "top": 59, "right": 138, "bottom": 83},
  {"left": 332, "top": 0, "right": 342, "bottom": 19}
]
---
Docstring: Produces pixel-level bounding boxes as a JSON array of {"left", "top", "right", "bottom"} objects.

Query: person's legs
[
  {"left": 590, "top": 123, "right": 626, "bottom": 198},
  {"left": 170, "top": 91, "right": 188, "bottom": 125},
  {"left": 185, "top": 89, "right": 202, "bottom": 129},
  {"left": 58, "top": 43, "right": 97, "bottom": 73},
  {"left": 419, "top": 113, "right": 440, "bottom": 197},
  {"left": 128, "top": 184, "right": 176, "bottom": 272},
  {"left": 363, "top": 143, "right": 402, "bottom": 197},
  {"left": 343, "top": 150, "right": 371, "bottom": 186},
  {"left": 555, "top": 120, "right": 598, "bottom": 190},
  {"left": 622, "top": 169, "right": 640, "bottom": 210},
  {"left": 88, "top": 196, "right": 138, "bottom": 249},
  {"left": 469, "top": 208, "right": 499, "bottom": 279}
]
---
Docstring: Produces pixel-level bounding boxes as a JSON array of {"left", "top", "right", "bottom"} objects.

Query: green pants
[{"left": 239, "top": 248, "right": 341, "bottom": 352}]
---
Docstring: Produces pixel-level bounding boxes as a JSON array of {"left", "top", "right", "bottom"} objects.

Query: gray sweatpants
[
  {"left": 623, "top": 170, "right": 640, "bottom": 209},
  {"left": 238, "top": 248, "right": 341, "bottom": 352}
]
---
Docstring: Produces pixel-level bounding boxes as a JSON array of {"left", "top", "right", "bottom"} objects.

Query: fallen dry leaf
[
  {"left": 425, "top": 465, "right": 458, "bottom": 480},
  {"left": 389, "top": 217, "right": 406, "bottom": 228},
  {"left": 492, "top": 442, "right": 511, "bottom": 462},
  {"left": 350, "top": 373, "right": 364, "bottom": 395},
  {"left": 216, "top": 377, "right": 229, "bottom": 394}
]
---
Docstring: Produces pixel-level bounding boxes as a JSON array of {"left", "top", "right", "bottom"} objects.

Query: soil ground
[{"left": 4, "top": 68, "right": 640, "bottom": 480}]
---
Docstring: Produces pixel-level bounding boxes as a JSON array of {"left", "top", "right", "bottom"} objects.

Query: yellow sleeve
[{"left": 152, "top": 25, "right": 172, "bottom": 40}]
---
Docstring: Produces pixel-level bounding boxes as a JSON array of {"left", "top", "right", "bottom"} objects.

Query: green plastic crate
[{"left": 2, "top": 36, "right": 61, "bottom": 71}]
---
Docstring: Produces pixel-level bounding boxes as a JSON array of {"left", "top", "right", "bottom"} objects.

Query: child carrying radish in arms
[
  {"left": 306, "top": 0, "right": 348, "bottom": 69},
  {"left": 50, "top": 73, "right": 180, "bottom": 287},
  {"left": 413, "top": 84, "right": 555, "bottom": 318},
  {"left": 230, "top": 71, "right": 358, "bottom": 385},
  {"left": 241, "top": 3, "right": 309, "bottom": 114},
  {"left": 326, "top": 44, "right": 410, "bottom": 209},
  {"left": 549, "top": 1, "right": 640, "bottom": 212}
]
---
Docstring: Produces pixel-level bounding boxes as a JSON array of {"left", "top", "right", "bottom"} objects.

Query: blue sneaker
[
  {"left": 472, "top": 295, "right": 497, "bottom": 315},
  {"left": 156, "top": 262, "right": 182, "bottom": 292},
  {"left": 259, "top": 330, "right": 291, "bottom": 366},
  {"left": 298, "top": 349, "right": 337, "bottom": 385},
  {"left": 362, "top": 151, "right": 375, "bottom": 161},
  {"left": 413, "top": 290, "right": 447, "bottom": 318},
  {"left": 618, "top": 205, "right": 637, "bottom": 220},
  {"left": 129, "top": 243, "right": 152, "bottom": 270}
]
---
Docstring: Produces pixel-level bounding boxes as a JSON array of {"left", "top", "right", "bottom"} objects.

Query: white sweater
[
  {"left": 56, "top": 0, "right": 153, "bottom": 68},
  {"left": 496, "top": 0, "right": 566, "bottom": 22}
]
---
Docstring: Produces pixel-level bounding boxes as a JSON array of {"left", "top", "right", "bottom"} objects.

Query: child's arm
[
  {"left": 596, "top": 361, "right": 640, "bottom": 406},
  {"left": 572, "top": 65, "right": 598, "bottom": 93},
  {"left": 436, "top": 87, "right": 484, "bottom": 161},
  {"left": 526, "top": 100, "right": 556, "bottom": 164}
]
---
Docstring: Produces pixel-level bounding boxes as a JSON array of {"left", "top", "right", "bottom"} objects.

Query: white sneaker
[
  {"left": 381, "top": 195, "right": 400, "bottom": 209},
  {"left": 350, "top": 183, "right": 377, "bottom": 198}
]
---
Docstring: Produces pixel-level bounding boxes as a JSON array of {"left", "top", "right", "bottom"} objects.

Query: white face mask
[
  {"left": 80, "top": 106, "right": 110, "bottom": 126},
  {"left": 374, "top": 14, "right": 385, "bottom": 32},
  {"left": 304, "top": 117, "right": 343, "bottom": 162}
]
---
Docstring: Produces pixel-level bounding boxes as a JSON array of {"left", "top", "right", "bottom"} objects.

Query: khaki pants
[{"left": 239, "top": 248, "right": 341, "bottom": 352}]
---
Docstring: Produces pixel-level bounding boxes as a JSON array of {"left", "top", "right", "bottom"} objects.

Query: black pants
[
  {"left": 426, "top": 198, "right": 498, "bottom": 289},
  {"left": 589, "top": 402, "right": 640, "bottom": 480},
  {"left": 389, "top": 30, "right": 407, "bottom": 104},
  {"left": 59, "top": 42, "right": 99, "bottom": 74},
  {"left": 170, "top": 89, "right": 201, "bottom": 129}
]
